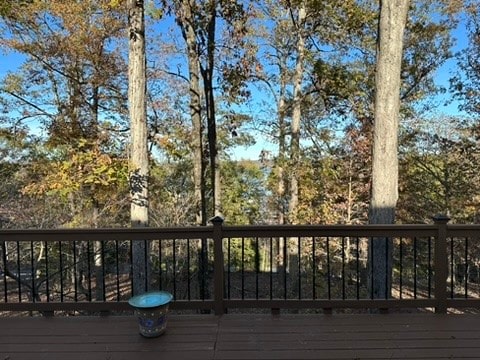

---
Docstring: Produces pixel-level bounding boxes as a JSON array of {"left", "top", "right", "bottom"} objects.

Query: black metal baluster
[
  {"left": 283, "top": 237, "right": 287, "bottom": 300},
  {"left": 128, "top": 241, "right": 133, "bottom": 296},
  {"left": 342, "top": 237, "right": 345, "bottom": 300},
  {"left": 312, "top": 237, "right": 316, "bottom": 300},
  {"left": 255, "top": 238, "right": 259, "bottom": 300},
  {"left": 159, "top": 240, "right": 163, "bottom": 291},
  {"left": 326, "top": 237, "right": 331, "bottom": 300},
  {"left": 465, "top": 237, "right": 469, "bottom": 298},
  {"left": 2, "top": 241, "right": 7, "bottom": 302},
  {"left": 428, "top": 237, "right": 432, "bottom": 298},
  {"left": 115, "top": 240, "right": 120, "bottom": 301},
  {"left": 16, "top": 241, "right": 21, "bottom": 302},
  {"left": 370, "top": 237, "right": 374, "bottom": 300},
  {"left": 385, "top": 237, "right": 389, "bottom": 299},
  {"left": 144, "top": 239, "right": 148, "bottom": 292},
  {"left": 227, "top": 238, "right": 231, "bottom": 300},
  {"left": 298, "top": 237, "right": 301, "bottom": 300},
  {"left": 101, "top": 240, "right": 106, "bottom": 301},
  {"left": 450, "top": 238, "right": 454, "bottom": 298},
  {"left": 269, "top": 237, "right": 273, "bottom": 300},
  {"left": 173, "top": 239, "right": 177, "bottom": 299},
  {"left": 414, "top": 237, "right": 417, "bottom": 299},
  {"left": 73, "top": 241, "right": 78, "bottom": 302},
  {"left": 356, "top": 237, "right": 360, "bottom": 300},
  {"left": 187, "top": 239, "right": 191, "bottom": 301},
  {"left": 30, "top": 241, "right": 35, "bottom": 303},
  {"left": 88, "top": 241, "right": 93, "bottom": 301},
  {"left": 59, "top": 241, "right": 63, "bottom": 302},
  {"left": 45, "top": 242, "right": 49, "bottom": 302},
  {"left": 399, "top": 238, "right": 403, "bottom": 299},
  {"left": 241, "top": 238, "right": 245, "bottom": 300}
]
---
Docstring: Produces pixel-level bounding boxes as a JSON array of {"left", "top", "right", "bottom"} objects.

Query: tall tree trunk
[
  {"left": 277, "top": 54, "right": 287, "bottom": 226},
  {"left": 177, "top": 0, "right": 210, "bottom": 305},
  {"left": 178, "top": 0, "right": 207, "bottom": 226},
  {"left": 287, "top": 2, "right": 306, "bottom": 283},
  {"left": 369, "top": 0, "right": 410, "bottom": 299},
  {"left": 202, "top": 0, "right": 218, "bottom": 311},
  {"left": 276, "top": 51, "right": 288, "bottom": 273},
  {"left": 202, "top": 0, "right": 220, "bottom": 217},
  {"left": 128, "top": 0, "right": 148, "bottom": 296},
  {"left": 288, "top": 3, "right": 306, "bottom": 225}
]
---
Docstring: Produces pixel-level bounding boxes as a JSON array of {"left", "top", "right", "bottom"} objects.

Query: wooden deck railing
[{"left": 2, "top": 215, "right": 480, "bottom": 315}]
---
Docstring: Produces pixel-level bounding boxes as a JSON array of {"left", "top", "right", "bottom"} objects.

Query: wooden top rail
[
  {"left": 0, "top": 224, "right": 440, "bottom": 242},
  {"left": 0, "top": 226, "right": 213, "bottom": 242}
]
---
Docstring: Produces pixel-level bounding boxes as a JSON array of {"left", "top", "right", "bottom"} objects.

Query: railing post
[
  {"left": 210, "top": 216, "right": 225, "bottom": 315},
  {"left": 433, "top": 214, "right": 450, "bottom": 314}
]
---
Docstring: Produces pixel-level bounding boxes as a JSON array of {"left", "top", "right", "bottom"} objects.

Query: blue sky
[
  {"left": 0, "top": 51, "right": 24, "bottom": 76},
  {"left": 429, "top": 18, "right": 469, "bottom": 116},
  {"left": 0, "top": 13, "right": 471, "bottom": 161}
]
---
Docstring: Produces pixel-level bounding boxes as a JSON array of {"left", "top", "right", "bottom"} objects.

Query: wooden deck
[{"left": 2, "top": 313, "right": 480, "bottom": 359}]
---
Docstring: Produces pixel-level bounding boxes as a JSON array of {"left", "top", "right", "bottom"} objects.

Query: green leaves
[
  {"left": 398, "top": 117, "right": 480, "bottom": 223},
  {"left": 221, "top": 160, "right": 266, "bottom": 225}
]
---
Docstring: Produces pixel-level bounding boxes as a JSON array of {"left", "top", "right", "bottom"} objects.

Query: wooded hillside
[{"left": 1, "top": 0, "right": 479, "bottom": 229}]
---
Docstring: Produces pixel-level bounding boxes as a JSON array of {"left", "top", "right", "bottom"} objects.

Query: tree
[
  {"left": 173, "top": 0, "right": 207, "bottom": 225},
  {"left": 0, "top": 0, "right": 467, "bottom": 236},
  {"left": 250, "top": 1, "right": 294, "bottom": 226},
  {"left": 451, "top": 1, "right": 480, "bottom": 118},
  {"left": 369, "top": 0, "right": 410, "bottom": 299},
  {"left": 128, "top": 0, "right": 148, "bottom": 295},
  {"left": 398, "top": 116, "right": 480, "bottom": 223},
  {"left": 165, "top": 0, "right": 252, "bottom": 220},
  {"left": 0, "top": 1, "right": 128, "bottom": 142},
  {"left": 0, "top": 0, "right": 129, "bottom": 228},
  {"left": 288, "top": 1, "right": 306, "bottom": 225},
  {"left": 221, "top": 159, "right": 266, "bottom": 224}
]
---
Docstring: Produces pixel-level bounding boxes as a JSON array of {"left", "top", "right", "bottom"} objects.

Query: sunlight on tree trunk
[
  {"left": 128, "top": 0, "right": 148, "bottom": 296},
  {"left": 369, "top": 0, "right": 410, "bottom": 299}
]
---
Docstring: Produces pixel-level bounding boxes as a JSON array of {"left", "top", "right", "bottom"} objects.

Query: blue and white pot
[{"left": 128, "top": 291, "right": 173, "bottom": 337}]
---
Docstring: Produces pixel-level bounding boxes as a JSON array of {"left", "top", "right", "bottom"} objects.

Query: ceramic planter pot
[{"left": 128, "top": 291, "right": 173, "bottom": 337}]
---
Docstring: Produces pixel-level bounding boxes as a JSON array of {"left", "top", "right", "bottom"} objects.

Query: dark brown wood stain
[{"left": 1, "top": 313, "right": 480, "bottom": 359}]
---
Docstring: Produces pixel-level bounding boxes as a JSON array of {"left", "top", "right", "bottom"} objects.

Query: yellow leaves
[
  {"left": 84, "top": 158, "right": 120, "bottom": 186},
  {"left": 109, "top": 0, "right": 122, "bottom": 9},
  {"left": 22, "top": 141, "right": 128, "bottom": 199},
  {"left": 21, "top": 161, "right": 81, "bottom": 198},
  {"left": 154, "top": 135, "right": 188, "bottom": 159},
  {"left": 3, "top": 73, "right": 23, "bottom": 94}
]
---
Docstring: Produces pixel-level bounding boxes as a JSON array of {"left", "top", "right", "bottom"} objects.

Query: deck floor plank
[{"left": 2, "top": 313, "right": 480, "bottom": 359}]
